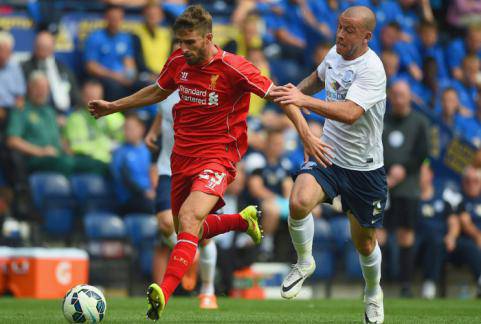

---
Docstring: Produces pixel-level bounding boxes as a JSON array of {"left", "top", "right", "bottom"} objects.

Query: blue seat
[
  {"left": 123, "top": 214, "right": 157, "bottom": 248},
  {"left": 329, "top": 216, "right": 351, "bottom": 251},
  {"left": 70, "top": 174, "right": 115, "bottom": 212},
  {"left": 43, "top": 209, "right": 75, "bottom": 236},
  {"left": 29, "top": 172, "right": 73, "bottom": 209},
  {"left": 311, "top": 249, "right": 334, "bottom": 280},
  {"left": 29, "top": 173, "right": 75, "bottom": 236},
  {"left": 344, "top": 243, "right": 363, "bottom": 279},
  {"left": 84, "top": 212, "right": 126, "bottom": 240},
  {"left": 313, "top": 218, "right": 332, "bottom": 248},
  {"left": 139, "top": 248, "right": 154, "bottom": 276}
]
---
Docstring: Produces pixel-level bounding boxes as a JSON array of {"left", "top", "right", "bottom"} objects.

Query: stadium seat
[
  {"left": 29, "top": 172, "right": 73, "bottom": 209},
  {"left": 84, "top": 212, "right": 126, "bottom": 240},
  {"left": 344, "top": 243, "right": 363, "bottom": 280},
  {"left": 43, "top": 209, "right": 75, "bottom": 236},
  {"left": 139, "top": 248, "right": 154, "bottom": 277},
  {"left": 329, "top": 217, "right": 351, "bottom": 251},
  {"left": 29, "top": 173, "right": 75, "bottom": 236},
  {"left": 311, "top": 249, "right": 334, "bottom": 280},
  {"left": 70, "top": 174, "right": 116, "bottom": 213},
  {"left": 123, "top": 214, "right": 157, "bottom": 249}
]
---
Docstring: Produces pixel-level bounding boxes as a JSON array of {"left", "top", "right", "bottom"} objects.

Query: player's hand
[
  {"left": 145, "top": 131, "right": 159, "bottom": 151},
  {"left": 302, "top": 132, "right": 333, "bottom": 168},
  {"left": 444, "top": 234, "right": 456, "bottom": 252},
  {"left": 270, "top": 84, "right": 308, "bottom": 107},
  {"left": 88, "top": 100, "right": 115, "bottom": 119}
]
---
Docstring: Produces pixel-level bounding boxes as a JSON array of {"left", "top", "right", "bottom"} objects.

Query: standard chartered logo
[{"left": 208, "top": 92, "right": 219, "bottom": 106}]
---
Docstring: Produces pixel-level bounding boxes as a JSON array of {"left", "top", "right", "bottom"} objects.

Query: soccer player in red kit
[{"left": 89, "top": 5, "right": 332, "bottom": 320}]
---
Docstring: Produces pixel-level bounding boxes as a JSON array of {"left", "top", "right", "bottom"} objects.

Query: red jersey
[{"left": 156, "top": 46, "right": 273, "bottom": 162}]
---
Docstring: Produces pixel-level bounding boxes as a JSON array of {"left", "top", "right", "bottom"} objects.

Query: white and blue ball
[{"left": 62, "top": 284, "right": 107, "bottom": 323}]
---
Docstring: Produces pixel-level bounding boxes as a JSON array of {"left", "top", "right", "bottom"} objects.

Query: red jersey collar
[{"left": 200, "top": 45, "right": 224, "bottom": 68}]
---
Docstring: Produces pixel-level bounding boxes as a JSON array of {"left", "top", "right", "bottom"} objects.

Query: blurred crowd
[{"left": 1, "top": 0, "right": 481, "bottom": 298}]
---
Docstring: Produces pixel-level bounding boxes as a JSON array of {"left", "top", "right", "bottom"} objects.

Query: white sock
[
  {"left": 261, "top": 234, "right": 274, "bottom": 253},
  {"left": 199, "top": 240, "right": 217, "bottom": 295},
  {"left": 161, "top": 232, "right": 177, "bottom": 249},
  {"left": 359, "top": 242, "right": 382, "bottom": 297},
  {"left": 288, "top": 214, "right": 314, "bottom": 266}
]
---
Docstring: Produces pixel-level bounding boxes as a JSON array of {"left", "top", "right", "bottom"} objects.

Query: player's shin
[
  {"left": 200, "top": 213, "right": 248, "bottom": 240},
  {"left": 199, "top": 240, "right": 217, "bottom": 295},
  {"left": 359, "top": 241, "right": 382, "bottom": 297},
  {"left": 288, "top": 213, "right": 314, "bottom": 266},
  {"left": 160, "top": 232, "right": 199, "bottom": 302}
]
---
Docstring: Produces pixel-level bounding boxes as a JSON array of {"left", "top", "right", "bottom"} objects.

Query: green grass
[{"left": 0, "top": 297, "right": 480, "bottom": 323}]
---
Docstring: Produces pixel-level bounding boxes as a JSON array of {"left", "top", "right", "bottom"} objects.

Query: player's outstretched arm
[
  {"left": 297, "top": 71, "right": 324, "bottom": 95},
  {"left": 88, "top": 84, "right": 172, "bottom": 119},
  {"left": 270, "top": 84, "right": 364, "bottom": 125},
  {"left": 267, "top": 97, "right": 333, "bottom": 167}
]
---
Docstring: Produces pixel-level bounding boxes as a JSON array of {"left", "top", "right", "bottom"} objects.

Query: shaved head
[{"left": 342, "top": 6, "right": 376, "bottom": 32}]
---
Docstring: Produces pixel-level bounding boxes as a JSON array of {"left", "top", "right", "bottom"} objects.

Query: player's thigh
[
  {"left": 289, "top": 173, "right": 327, "bottom": 218},
  {"left": 348, "top": 211, "right": 377, "bottom": 256}
]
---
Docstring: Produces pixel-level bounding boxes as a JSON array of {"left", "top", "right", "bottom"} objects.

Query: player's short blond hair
[
  {"left": 173, "top": 5, "right": 212, "bottom": 36},
  {"left": 0, "top": 31, "right": 14, "bottom": 49}
]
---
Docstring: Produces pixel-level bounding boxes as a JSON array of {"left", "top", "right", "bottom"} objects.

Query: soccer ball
[{"left": 62, "top": 284, "right": 107, "bottom": 323}]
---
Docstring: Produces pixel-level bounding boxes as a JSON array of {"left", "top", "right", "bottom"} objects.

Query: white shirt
[
  {"left": 317, "top": 45, "right": 386, "bottom": 171},
  {"left": 156, "top": 91, "right": 179, "bottom": 176}
]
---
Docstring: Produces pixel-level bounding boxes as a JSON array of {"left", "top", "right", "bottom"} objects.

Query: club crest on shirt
[
  {"left": 341, "top": 70, "right": 354, "bottom": 86},
  {"left": 209, "top": 74, "right": 219, "bottom": 90}
]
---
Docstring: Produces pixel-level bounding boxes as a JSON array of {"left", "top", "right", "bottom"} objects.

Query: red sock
[
  {"left": 201, "top": 213, "right": 248, "bottom": 240},
  {"left": 160, "top": 232, "right": 198, "bottom": 302}
]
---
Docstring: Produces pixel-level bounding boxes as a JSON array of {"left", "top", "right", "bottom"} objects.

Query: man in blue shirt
[
  {"left": 453, "top": 166, "right": 481, "bottom": 297},
  {"left": 111, "top": 114, "right": 154, "bottom": 215},
  {"left": 450, "top": 55, "right": 480, "bottom": 112},
  {"left": 245, "top": 128, "right": 293, "bottom": 260},
  {"left": 84, "top": 5, "right": 142, "bottom": 101},
  {"left": 416, "top": 163, "right": 459, "bottom": 299},
  {"left": 0, "top": 31, "right": 25, "bottom": 121},
  {"left": 446, "top": 25, "right": 481, "bottom": 81},
  {"left": 455, "top": 92, "right": 481, "bottom": 148}
]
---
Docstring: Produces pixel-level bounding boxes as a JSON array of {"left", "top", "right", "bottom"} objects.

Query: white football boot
[{"left": 280, "top": 256, "right": 316, "bottom": 299}]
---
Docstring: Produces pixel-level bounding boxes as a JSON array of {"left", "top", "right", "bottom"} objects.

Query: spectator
[
  {"left": 381, "top": 50, "right": 402, "bottom": 83},
  {"left": 397, "top": 0, "right": 434, "bottom": 41},
  {"left": 416, "top": 21, "right": 448, "bottom": 81},
  {"left": 438, "top": 87, "right": 467, "bottom": 130},
  {"left": 377, "top": 22, "right": 423, "bottom": 82},
  {"left": 64, "top": 80, "right": 125, "bottom": 174},
  {"left": 111, "top": 114, "right": 154, "bottom": 215},
  {"left": 450, "top": 55, "right": 480, "bottom": 112},
  {"left": 0, "top": 31, "right": 25, "bottom": 128},
  {"left": 454, "top": 166, "right": 481, "bottom": 297},
  {"left": 22, "top": 30, "right": 81, "bottom": 116},
  {"left": 447, "top": 0, "right": 481, "bottom": 29},
  {"left": 382, "top": 80, "right": 430, "bottom": 297},
  {"left": 6, "top": 71, "right": 89, "bottom": 176},
  {"left": 0, "top": 30, "right": 26, "bottom": 186},
  {"left": 245, "top": 128, "right": 293, "bottom": 260},
  {"left": 416, "top": 163, "right": 460, "bottom": 299},
  {"left": 455, "top": 91, "right": 481, "bottom": 148},
  {"left": 84, "top": 5, "right": 140, "bottom": 101},
  {"left": 446, "top": 25, "right": 481, "bottom": 80},
  {"left": 133, "top": 1, "right": 172, "bottom": 82}
]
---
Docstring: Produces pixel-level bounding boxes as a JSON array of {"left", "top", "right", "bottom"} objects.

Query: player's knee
[
  {"left": 354, "top": 237, "right": 376, "bottom": 256},
  {"left": 289, "top": 194, "right": 312, "bottom": 218}
]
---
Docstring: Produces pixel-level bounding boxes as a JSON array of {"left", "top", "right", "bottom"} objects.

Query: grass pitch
[{"left": 0, "top": 297, "right": 480, "bottom": 323}]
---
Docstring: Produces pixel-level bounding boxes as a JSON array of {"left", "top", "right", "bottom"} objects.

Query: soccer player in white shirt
[{"left": 270, "top": 6, "right": 386, "bottom": 323}]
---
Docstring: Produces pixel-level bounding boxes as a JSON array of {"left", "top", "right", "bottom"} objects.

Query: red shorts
[{"left": 170, "top": 152, "right": 237, "bottom": 216}]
